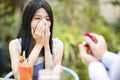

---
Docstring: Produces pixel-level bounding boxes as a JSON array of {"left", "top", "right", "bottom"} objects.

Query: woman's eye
[
  {"left": 46, "top": 18, "right": 50, "bottom": 21},
  {"left": 34, "top": 17, "right": 41, "bottom": 20}
]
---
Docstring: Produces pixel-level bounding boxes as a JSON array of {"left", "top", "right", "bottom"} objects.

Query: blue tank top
[{"left": 33, "top": 61, "right": 45, "bottom": 80}]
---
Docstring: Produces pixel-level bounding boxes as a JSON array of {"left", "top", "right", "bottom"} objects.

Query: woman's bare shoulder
[
  {"left": 52, "top": 38, "right": 63, "bottom": 54},
  {"left": 53, "top": 38, "right": 63, "bottom": 46},
  {"left": 9, "top": 39, "right": 21, "bottom": 51},
  {"left": 9, "top": 39, "right": 21, "bottom": 55},
  {"left": 9, "top": 39, "right": 18, "bottom": 46}
]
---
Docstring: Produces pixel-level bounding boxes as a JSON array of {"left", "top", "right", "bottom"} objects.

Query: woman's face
[{"left": 31, "top": 8, "right": 51, "bottom": 31}]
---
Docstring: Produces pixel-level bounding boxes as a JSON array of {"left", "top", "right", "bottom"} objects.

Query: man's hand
[
  {"left": 85, "top": 33, "right": 107, "bottom": 60},
  {"left": 79, "top": 44, "right": 97, "bottom": 65}
]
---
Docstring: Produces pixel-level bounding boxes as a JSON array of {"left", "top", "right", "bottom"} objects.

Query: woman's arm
[
  {"left": 9, "top": 39, "right": 20, "bottom": 80},
  {"left": 28, "top": 44, "right": 43, "bottom": 65},
  {"left": 44, "top": 43, "right": 53, "bottom": 69},
  {"left": 44, "top": 38, "right": 63, "bottom": 69},
  {"left": 28, "top": 20, "right": 45, "bottom": 65},
  {"left": 44, "top": 24, "right": 53, "bottom": 69}
]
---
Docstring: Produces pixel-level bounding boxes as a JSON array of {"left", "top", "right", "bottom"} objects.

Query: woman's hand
[
  {"left": 44, "top": 20, "right": 51, "bottom": 48},
  {"left": 31, "top": 19, "right": 45, "bottom": 46}
]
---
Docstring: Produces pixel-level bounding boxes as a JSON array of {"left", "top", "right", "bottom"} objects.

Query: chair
[
  {"left": 4, "top": 71, "right": 13, "bottom": 78},
  {"left": 61, "top": 66, "right": 79, "bottom": 80},
  {"left": 5, "top": 66, "right": 79, "bottom": 80}
]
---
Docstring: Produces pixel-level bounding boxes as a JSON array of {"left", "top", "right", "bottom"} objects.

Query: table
[{"left": 0, "top": 78, "right": 14, "bottom": 80}]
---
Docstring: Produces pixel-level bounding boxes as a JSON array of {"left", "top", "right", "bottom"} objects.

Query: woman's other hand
[
  {"left": 44, "top": 19, "right": 51, "bottom": 48},
  {"left": 31, "top": 19, "right": 45, "bottom": 46}
]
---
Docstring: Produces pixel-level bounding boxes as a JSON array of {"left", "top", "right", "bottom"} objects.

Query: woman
[{"left": 9, "top": 0, "right": 63, "bottom": 80}]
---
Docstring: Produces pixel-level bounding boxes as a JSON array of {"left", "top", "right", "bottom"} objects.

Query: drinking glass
[
  {"left": 38, "top": 69, "right": 60, "bottom": 80},
  {"left": 18, "top": 62, "right": 33, "bottom": 80}
]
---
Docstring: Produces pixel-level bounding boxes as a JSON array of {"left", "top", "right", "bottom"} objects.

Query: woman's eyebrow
[
  {"left": 34, "top": 15, "right": 41, "bottom": 17},
  {"left": 34, "top": 15, "right": 49, "bottom": 18}
]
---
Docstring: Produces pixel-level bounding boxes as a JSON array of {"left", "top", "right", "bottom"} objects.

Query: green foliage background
[{"left": 0, "top": 0, "right": 120, "bottom": 80}]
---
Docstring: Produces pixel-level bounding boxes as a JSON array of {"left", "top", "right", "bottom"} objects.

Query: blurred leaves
[
  {"left": 110, "top": 1, "right": 120, "bottom": 6},
  {"left": 0, "top": 0, "right": 23, "bottom": 77},
  {"left": 0, "top": 2, "right": 15, "bottom": 48},
  {"left": 53, "top": 24, "right": 83, "bottom": 61}
]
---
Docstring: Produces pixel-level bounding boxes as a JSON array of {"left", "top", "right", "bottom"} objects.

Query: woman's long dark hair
[{"left": 17, "top": 0, "right": 53, "bottom": 58}]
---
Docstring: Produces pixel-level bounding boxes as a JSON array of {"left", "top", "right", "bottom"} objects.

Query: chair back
[{"left": 61, "top": 66, "right": 79, "bottom": 80}]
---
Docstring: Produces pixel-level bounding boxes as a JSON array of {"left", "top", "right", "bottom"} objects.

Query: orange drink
[{"left": 18, "top": 62, "right": 33, "bottom": 80}]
